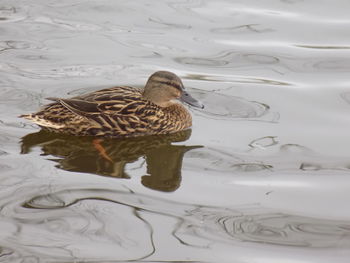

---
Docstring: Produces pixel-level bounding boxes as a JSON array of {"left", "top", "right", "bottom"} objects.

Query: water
[{"left": 1, "top": 0, "right": 350, "bottom": 262}]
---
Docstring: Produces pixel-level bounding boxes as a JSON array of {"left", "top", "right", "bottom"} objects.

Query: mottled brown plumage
[{"left": 20, "top": 71, "right": 204, "bottom": 138}]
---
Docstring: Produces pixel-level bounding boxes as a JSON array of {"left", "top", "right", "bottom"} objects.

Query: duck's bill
[{"left": 180, "top": 90, "right": 204, "bottom": 109}]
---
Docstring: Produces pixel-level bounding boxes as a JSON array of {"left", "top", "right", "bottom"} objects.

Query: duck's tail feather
[
  {"left": 19, "top": 114, "right": 31, "bottom": 119},
  {"left": 19, "top": 114, "right": 65, "bottom": 129}
]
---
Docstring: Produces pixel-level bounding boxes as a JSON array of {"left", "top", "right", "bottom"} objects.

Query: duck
[{"left": 20, "top": 71, "right": 204, "bottom": 138}]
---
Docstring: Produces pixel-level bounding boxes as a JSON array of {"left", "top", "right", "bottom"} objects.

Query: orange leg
[{"left": 93, "top": 139, "right": 113, "bottom": 162}]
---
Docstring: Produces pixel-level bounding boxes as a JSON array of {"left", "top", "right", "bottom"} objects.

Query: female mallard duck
[{"left": 20, "top": 71, "right": 204, "bottom": 137}]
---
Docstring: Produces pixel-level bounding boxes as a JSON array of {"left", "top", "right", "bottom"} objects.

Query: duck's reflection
[{"left": 20, "top": 129, "right": 201, "bottom": 192}]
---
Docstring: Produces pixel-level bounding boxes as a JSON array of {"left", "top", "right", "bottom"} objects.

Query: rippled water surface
[{"left": 1, "top": 0, "right": 350, "bottom": 262}]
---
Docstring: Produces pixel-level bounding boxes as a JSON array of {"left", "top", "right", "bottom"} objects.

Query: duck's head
[{"left": 143, "top": 71, "right": 204, "bottom": 109}]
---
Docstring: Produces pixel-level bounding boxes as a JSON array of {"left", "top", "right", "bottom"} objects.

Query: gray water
[{"left": 1, "top": 0, "right": 350, "bottom": 262}]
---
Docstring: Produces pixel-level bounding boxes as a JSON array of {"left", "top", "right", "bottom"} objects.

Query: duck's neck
[{"left": 143, "top": 86, "right": 172, "bottom": 107}]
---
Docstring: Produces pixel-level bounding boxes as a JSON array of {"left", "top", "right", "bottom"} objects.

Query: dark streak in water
[
  {"left": 133, "top": 209, "right": 156, "bottom": 261},
  {"left": 299, "top": 163, "right": 322, "bottom": 171},
  {"left": 212, "top": 24, "right": 274, "bottom": 34},
  {"left": 183, "top": 73, "right": 292, "bottom": 86},
  {"left": 148, "top": 17, "right": 192, "bottom": 29},
  {"left": 0, "top": 247, "right": 14, "bottom": 258},
  {"left": 296, "top": 45, "right": 350, "bottom": 50},
  {"left": 232, "top": 163, "right": 273, "bottom": 172}
]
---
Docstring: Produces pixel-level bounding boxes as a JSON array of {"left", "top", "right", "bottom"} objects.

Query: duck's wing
[
  {"left": 59, "top": 99, "right": 99, "bottom": 114},
  {"left": 58, "top": 96, "right": 165, "bottom": 135}
]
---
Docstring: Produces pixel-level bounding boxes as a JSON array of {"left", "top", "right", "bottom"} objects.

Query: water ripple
[
  {"left": 185, "top": 147, "right": 273, "bottom": 173},
  {"left": 0, "top": 6, "right": 27, "bottom": 22},
  {"left": 0, "top": 40, "right": 46, "bottom": 55},
  {"left": 212, "top": 24, "right": 274, "bottom": 34},
  {"left": 0, "top": 246, "right": 14, "bottom": 259},
  {"left": 189, "top": 88, "right": 271, "bottom": 120},
  {"left": 148, "top": 16, "right": 192, "bottom": 29},
  {"left": 176, "top": 207, "right": 350, "bottom": 248},
  {"left": 0, "top": 183, "right": 348, "bottom": 261},
  {"left": 1, "top": 63, "right": 125, "bottom": 79},
  {"left": 33, "top": 16, "right": 102, "bottom": 31},
  {"left": 296, "top": 44, "right": 350, "bottom": 50},
  {"left": 16, "top": 189, "right": 350, "bottom": 251},
  {"left": 0, "top": 87, "right": 41, "bottom": 111},
  {"left": 185, "top": 141, "right": 350, "bottom": 174},
  {"left": 249, "top": 136, "right": 279, "bottom": 149},
  {"left": 184, "top": 73, "right": 291, "bottom": 86},
  {"left": 7, "top": 190, "right": 155, "bottom": 261}
]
